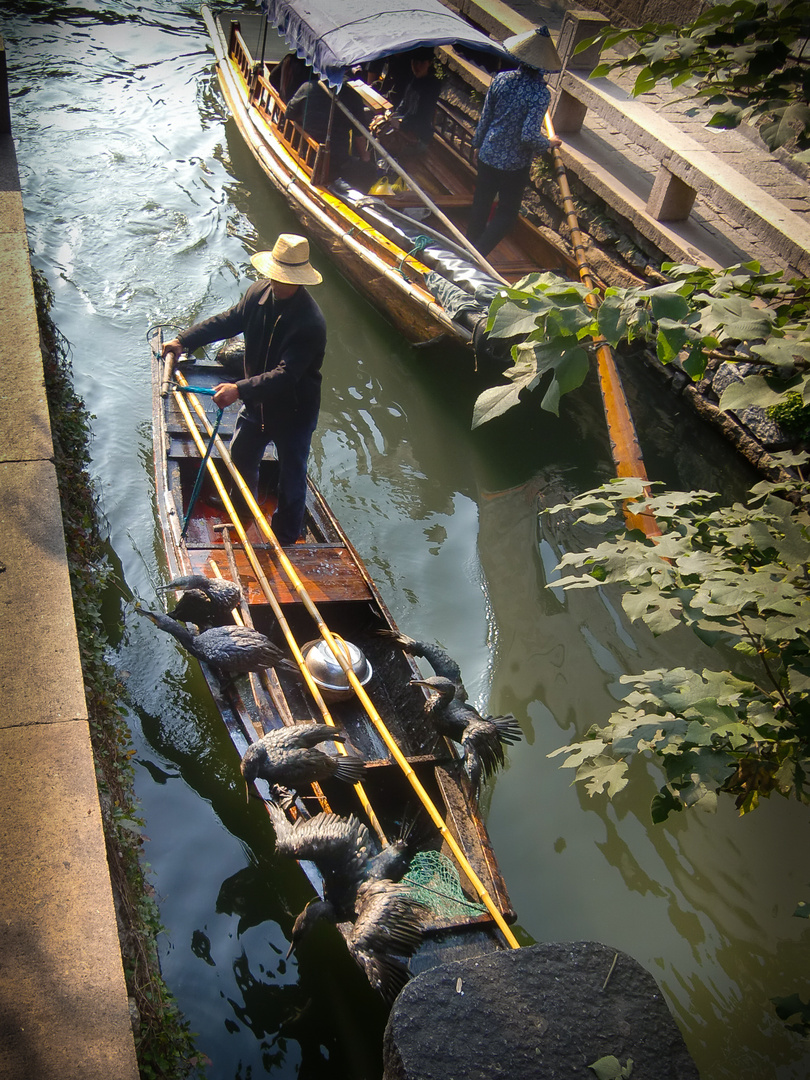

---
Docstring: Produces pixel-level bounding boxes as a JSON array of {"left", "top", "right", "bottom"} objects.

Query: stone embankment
[{"left": 0, "top": 35, "right": 139, "bottom": 1080}]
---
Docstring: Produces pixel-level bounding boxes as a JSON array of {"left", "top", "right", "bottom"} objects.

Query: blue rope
[
  {"left": 398, "top": 235, "right": 432, "bottom": 278},
  {"left": 178, "top": 386, "right": 224, "bottom": 538}
]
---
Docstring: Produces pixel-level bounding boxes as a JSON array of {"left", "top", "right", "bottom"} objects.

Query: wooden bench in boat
[{"left": 190, "top": 545, "right": 375, "bottom": 606}]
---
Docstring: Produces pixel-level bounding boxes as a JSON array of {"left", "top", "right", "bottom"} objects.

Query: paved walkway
[{"left": 0, "top": 40, "right": 139, "bottom": 1080}]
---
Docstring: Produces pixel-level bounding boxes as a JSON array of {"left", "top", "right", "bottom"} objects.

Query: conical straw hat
[{"left": 503, "top": 26, "right": 561, "bottom": 73}]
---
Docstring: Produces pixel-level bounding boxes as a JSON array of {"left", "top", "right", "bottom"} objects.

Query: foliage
[
  {"left": 578, "top": 0, "right": 810, "bottom": 159},
  {"left": 472, "top": 261, "right": 810, "bottom": 428},
  {"left": 35, "top": 271, "right": 206, "bottom": 1078},
  {"left": 589, "top": 1057, "right": 634, "bottom": 1080},
  {"left": 541, "top": 456, "right": 810, "bottom": 821},
  {"left": 769, "top": 390, "right": 810, "bottom": 437}
]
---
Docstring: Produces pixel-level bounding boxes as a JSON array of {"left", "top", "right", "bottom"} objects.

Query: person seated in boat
[
  {"left": 284, "top": 79, "right": 371, "bottom": 178},
  {"left": 160, "top": 234, "right": 326, "bottom": 547},
  {"left": 466, "top": 27, "right": 563, "bottom": 258},
  {"left": 369, "top": 49, "right": 440, "bottom": 158},
  {"left": 269, "top": 52, "right": 309, "bottom": 104}
]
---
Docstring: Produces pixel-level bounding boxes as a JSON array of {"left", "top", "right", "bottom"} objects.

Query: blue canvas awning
[{"left": 262, "top": 0, "right": 509, "bottom": 86}]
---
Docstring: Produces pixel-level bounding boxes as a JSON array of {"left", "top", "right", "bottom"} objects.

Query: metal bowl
[{"left": 301, "top": 638, "right": 372, "bottom": 702}]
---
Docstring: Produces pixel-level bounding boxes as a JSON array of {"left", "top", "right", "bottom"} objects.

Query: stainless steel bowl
[{"left": 301, "top": 638, "right": 372, "bottom": 702}]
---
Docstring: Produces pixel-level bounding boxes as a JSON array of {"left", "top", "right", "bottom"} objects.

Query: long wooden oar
[
  {"left": 329, "top": 91, "right": 509, "bottom": 286},
  {"left": 172, "top": 367, "right": 519, "bottom": 949},
  {"left": 544, "top": 113, "right": 659, "bottom": 538},
  {"left": 168, "top": 368, "right": 389, "bottom": 846}
]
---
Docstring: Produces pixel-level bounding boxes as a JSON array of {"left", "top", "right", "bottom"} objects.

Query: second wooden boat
[{"left": 200, "top": 0, "right": 580, "bottom": 365}]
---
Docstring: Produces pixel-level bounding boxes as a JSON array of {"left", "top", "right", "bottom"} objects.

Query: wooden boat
[
  {"left": 200, "top": 0, "right": 580, "bottom": 363},
  {"left": 147, "top": 328, "right": 518, "bottom": 993}
]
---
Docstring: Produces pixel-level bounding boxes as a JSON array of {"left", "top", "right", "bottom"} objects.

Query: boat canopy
[{"left": 262, "top": 0, "right": 510, "bottom": 86}]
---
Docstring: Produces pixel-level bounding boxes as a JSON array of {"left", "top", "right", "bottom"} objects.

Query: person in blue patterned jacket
[{"left": 467, "top": 27, "right": 563, "bottom": 257}]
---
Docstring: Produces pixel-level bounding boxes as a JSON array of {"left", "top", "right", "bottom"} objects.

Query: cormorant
[
  {"left": 267, "top": 804, "right": 425, "bottom": 1001},
  {"left": 411, "top": 675, "right": 523, "bottom": 794},
  {"left": 240, "top": 723, "right": 366, "bottom": 804},
  {"left": 137, "top": 605, "right": 298, "bottom": 677},
  {"left": 160, "top": 573, "right": 242, "bottom": 628},
  {"left": 379, "top": 629, "right": 467, "bottom": 699}
]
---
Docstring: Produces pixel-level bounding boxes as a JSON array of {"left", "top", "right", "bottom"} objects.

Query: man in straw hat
[
  {"left": 161, "top": 234, "right": 326, "bottom": 546},
  {"left": 467, "top": 27, "right": 563, "bottom": 257}
]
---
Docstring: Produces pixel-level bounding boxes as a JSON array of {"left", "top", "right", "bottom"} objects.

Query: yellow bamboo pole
[
  {"left": 544, "top": 113, "right": 660, "bottom": 538},
  {"left": 169, "top": 374, "right": 388, "bottom": 846},
  {"left": 172, "top": 368, "right": 519, "bottom": 949}
]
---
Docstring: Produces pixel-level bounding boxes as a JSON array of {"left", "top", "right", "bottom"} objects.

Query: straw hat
[
  {"left": 503, "top": 26, "right": 561, "bottom": 73},
  {"left": 251, "top": 234, "right": 323, "bottom": 285}
]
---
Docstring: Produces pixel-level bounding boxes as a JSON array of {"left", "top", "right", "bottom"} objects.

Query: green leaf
[
  {"left": 540, "top": 346, "right": 591, "bottom": 415},
  {"left": 597, "top": 295, "right": 630, "bottom": 346},
  {"left": 588, "top": 1055, "right": 633, "bottom": 1079},
  {"left": 633, "top": 66, "right": 659, "bottom": 94},
  {"left": 577, "top": 755, "right": 630, "bottom": 798},
  {"left": 656, "top": 319, "right": 691, "bottom": 363},
  {"left": 471, "top": 381, "right": 523, "bottom": 428},
  {"left": 719, "top": 374, "right": 793, "bottom": 411}
]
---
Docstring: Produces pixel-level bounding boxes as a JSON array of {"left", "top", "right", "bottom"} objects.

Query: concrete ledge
[
  {"left": 0, "top": 723, "right": 139, "bottom": 1080},
  {"left": 383, "top": 941, "right": 700, "bottom": 1080},
  {"left": 0, "top": 94, "right": 139, "bottom": 1078},
  {"left": 552, "top": 72, "right": 810, "bottom": 275}
]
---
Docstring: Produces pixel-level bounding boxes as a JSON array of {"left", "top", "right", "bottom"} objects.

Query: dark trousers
[
  {"left": 467, "top": 161, "right": 530, "bottom": 257},
  {"left": 229, "top": 408, "right": 316, "bottom": 545}
]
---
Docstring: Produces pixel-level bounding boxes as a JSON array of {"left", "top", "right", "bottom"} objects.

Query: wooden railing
[
  {"left": 226, "top": 23, "right": 329, "bottom": 185},
  {"left": 433, "top": 102, "right": 476, "bottom": 167},
  {"left": 228, "top": 22, "right": 254, "bottom": 88}
]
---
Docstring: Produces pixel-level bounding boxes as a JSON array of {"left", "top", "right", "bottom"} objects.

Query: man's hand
[
  {"left": 549, "top": 136, "right": 562, "bottom": 150},
  {"left": 161, "top": 338, "right": 182, "bottom": 357},
  {"left": 213, "top": 382, "right": 240, "bottom": 408}
]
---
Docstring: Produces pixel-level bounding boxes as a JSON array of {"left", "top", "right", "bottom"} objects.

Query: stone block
[
  {"left": 552, "top": 88, "right": 589, "bottom": 134},
  {"left": 0, "top": 458, "right": 87, "bottom": 727},
  {"left": 0, "top": 723, "right": 139, "bottom": 1080},
  {"left": 383, "top": 941, "right": 700, "bottom": 1080},
  {"left": 557, "top": 9, "right": 611, "bottom": 71},
  {"left": 647, "top": 165, "right": 697, "bottom": 222}
]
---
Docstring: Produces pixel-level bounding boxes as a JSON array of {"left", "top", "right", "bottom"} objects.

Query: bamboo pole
[
  {"left": 172, "top": 368, "right": 519, "bottom": 949},
  {"left": 544, "top": 113, "right": 659, "bottom": 538},
  {"left": 169, "top": 373, "right": 389, "bottom": 846},
  {"left": 329, "top": 90, "right": 509, "bottom": 285}
]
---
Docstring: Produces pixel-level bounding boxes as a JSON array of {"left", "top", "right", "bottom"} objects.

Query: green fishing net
[{"left": 401, "top": 850, "right": 488, "bottom": 919}]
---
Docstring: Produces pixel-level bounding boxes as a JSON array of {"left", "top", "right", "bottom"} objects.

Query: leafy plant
[
  {"left": 472, "top": 262, "right": 810, "bottom": 428},
  {"left": 541, "top": 454, "right": 810, "bottom": 820},
  {"left": 577, "top": 0, "right": 810, "bottom": 159}
]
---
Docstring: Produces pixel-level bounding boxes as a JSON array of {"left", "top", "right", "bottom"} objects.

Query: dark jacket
[{"left": 179, "top": 280, "right": 326, "bottom": 430}]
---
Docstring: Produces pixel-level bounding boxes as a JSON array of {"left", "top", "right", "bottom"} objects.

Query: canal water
[{"left": 4, "top": 3, "right": 809, "bottom": 1078}]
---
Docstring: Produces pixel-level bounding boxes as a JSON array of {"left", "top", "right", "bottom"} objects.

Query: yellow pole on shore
[
  {"left": 544, "top": 113, "right": 660, "bottom": 538},
  {"left": 172, "top": 366, "right": 520, "bottom": 949}
]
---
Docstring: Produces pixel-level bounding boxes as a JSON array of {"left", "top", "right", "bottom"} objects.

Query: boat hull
[{"left": 148, "top": 331, "right": 516, "bottom": 988}]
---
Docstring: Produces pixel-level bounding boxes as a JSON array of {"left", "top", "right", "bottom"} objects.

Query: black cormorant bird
[
  {"left": 240, "top": 723, "right": 366, "bottom": 804},
  {"left": 379, "top": 630, "right": 467, "bottom": 699},
  {"left": 137, "top": 605, "right": 298, "bottom": 678},
  {"left": 160, "top": 573, "right": 242, "bottom": 628},
  {"left": 411, "top": 675, "right": 523, "bottom": 794},
  {"left": 267, "top": 805, "right": 425, "bottom": 1001}
]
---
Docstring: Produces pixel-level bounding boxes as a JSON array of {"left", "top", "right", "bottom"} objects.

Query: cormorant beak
[
  {"left": 245, "top": 780, "right": 250, "bottom": 804},
  {"left": 285, "top": 940, "right": 296, "bottom": 960}
]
